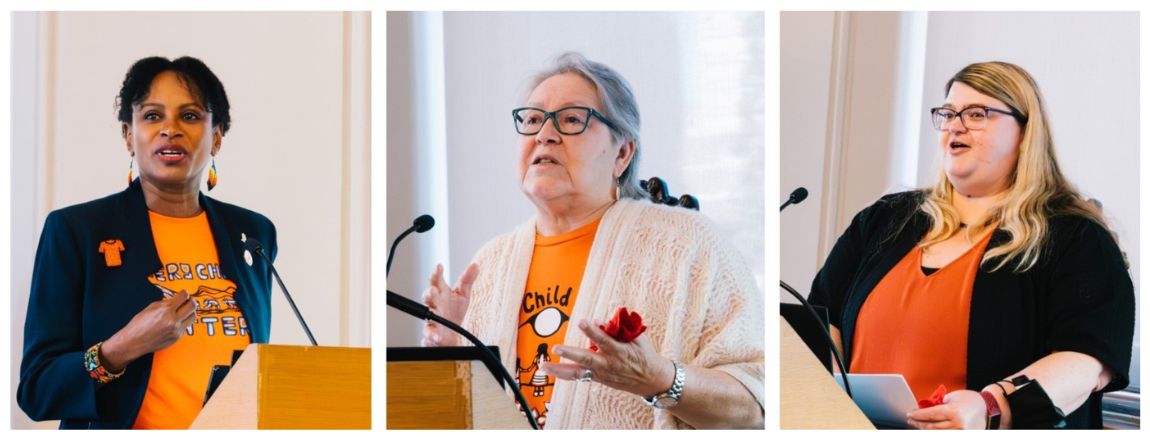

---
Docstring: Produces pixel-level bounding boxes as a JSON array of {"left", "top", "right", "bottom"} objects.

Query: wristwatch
[
  {"left": 642, "top": 360, "right": 685, "bottom": 409},
  {"left": 980, "top": 390, "right": 1002, "bottom": 429}
]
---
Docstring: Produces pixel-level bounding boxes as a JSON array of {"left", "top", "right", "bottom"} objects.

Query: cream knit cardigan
[{"left": 461, "top": 198, "right": 764, "bottom": 429}]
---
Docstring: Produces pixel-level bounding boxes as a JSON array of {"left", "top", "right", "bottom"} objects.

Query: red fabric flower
[
  {"left": 590, "top": 307, "right": 647, "bottom": 352},
  {"left": 917, "top": 384, "right": 948, "bottom": 409}
]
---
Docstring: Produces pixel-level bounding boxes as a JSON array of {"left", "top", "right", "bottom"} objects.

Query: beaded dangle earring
[
  {"left": 127, "top": 157, "right": 134, "bottom": 186},
  {"left": 207, "top": 157, "right": 218, "bottom": 191}
]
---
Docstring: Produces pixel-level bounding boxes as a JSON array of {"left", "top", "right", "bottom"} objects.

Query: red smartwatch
[{"left": 980, "top": 390, "right": 1002, "bottom": 429}]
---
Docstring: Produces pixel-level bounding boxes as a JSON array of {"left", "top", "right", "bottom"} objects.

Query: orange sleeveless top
[{"left": 850, "top": 230, "right": 993, "bottom": 400}]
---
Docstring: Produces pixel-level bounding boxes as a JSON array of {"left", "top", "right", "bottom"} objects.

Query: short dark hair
[{"left": 116, "top": 56, "right": 232, "bottom": 135}]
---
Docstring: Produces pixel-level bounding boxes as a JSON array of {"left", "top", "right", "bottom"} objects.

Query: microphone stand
[
  {"left": 247, "top": 238, "right": 318, "bottom": 346},
  {"left": 387, "top": 227, "right": 418, "bottom": 277},
  {"left": 388, "top": 215, "right": 435, "bottom": 277},
  {"left": 780, "top": 280, "right": 850, "bottom": 398},
  {"left": 386, "top": 214, "right": 538, "bottom": 429},
  {"left": 387, "top": 290, "right": 541, "bottom": 430},
  {"left": 780, "top": 186, "right": 851, "bottom": 397}
]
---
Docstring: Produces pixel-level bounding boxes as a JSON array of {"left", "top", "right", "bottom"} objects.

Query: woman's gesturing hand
[
  {"left": 100, "top": 291, "right": 198, "bottom": 372},
  {"left": 421, "top": 263, "right": 479, "bottom": 347},
  {"left": 542, "top": 319, "right": 676, "bottom": 398}
]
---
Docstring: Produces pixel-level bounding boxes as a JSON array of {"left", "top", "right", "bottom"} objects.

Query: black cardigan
[{"left": 809, "top": 191, "right": 1135, "bottom": 429}]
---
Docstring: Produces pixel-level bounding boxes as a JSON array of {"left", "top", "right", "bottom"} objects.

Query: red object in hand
[
  {"left": 917, "top": 384, "right": 948, "bottom": 409},
  {"left": 590, "top": 307, "right": 648, "bottom": 352}
]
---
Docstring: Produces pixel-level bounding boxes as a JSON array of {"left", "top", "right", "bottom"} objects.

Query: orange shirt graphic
[
  {"left": 98, "top": 239, "right": 125, "bottom": 267},
  {"left": 515, "top": 218, "right": 599, "bottom": 428},
  {"left": 133, "top": 212, "right": 250, "bottom": 429},
  {"left": 851, "top": 231, "right": 993, "bottom": 400}
]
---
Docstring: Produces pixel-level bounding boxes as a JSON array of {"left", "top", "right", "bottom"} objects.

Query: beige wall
[
  {"left": 9, "top": 11, "right": 371, "bottom": 428},
  {"left": 782, "top": 11, "right": 931, "bottom": 302}
]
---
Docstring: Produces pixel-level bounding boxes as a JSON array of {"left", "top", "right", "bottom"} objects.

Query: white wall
[
  {"left": 9, "top": 11, "right": 371, "bottom": 428},
  {"left": 781, "top": 11, "right": 1139, "bottom": 387},
  {"left": 386, "top": 11, "right": 450, "bottom": 349},
  {"left": 779, "top": 11, "right": 837, "bottom": 300},
  {"left": 387, "top": 11, "right": 765, "bottom": 346}
]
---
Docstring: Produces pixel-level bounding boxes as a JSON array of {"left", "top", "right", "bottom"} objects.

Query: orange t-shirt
[
  {"left": 850, "top": 231, "right": 993, "bottom": 400},
  {"left": 133, "top": 211, "right": 251, "bottom": 429},
  {"left": 515, "top": 218, "right": 600, "bottom": 428}
]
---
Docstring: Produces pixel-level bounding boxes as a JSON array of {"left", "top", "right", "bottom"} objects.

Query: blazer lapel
[
  {"left": 200, "top": 194, "right": 264, "bottom": 343},
  {"left": 116, "top": 179, "right": 163, "bottom": 291}
]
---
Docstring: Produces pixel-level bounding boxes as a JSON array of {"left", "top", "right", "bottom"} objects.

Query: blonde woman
[{"left": 809, "top": 61, "right": 1134, "bottom": 429}]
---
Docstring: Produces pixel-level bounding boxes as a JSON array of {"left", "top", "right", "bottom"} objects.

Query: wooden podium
[
  {"left": 780, "top": 321, "right": 874, "bottom": 429},
  {"left": 387, "top": 347, "right": 529, "bottom": 429},
  {"left": 190, "top": 344, "right": 371, "bottom": 429}
]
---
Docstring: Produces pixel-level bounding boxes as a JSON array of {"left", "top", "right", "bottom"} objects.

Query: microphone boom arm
[
  {"left": 780, "top": 280, "right": 850, "bottom": 398},
  {"left": 387, "top": 227, "right": 417, "bottom": 276},
  {"left": 248, "top": 239, "right": 318, "bottom": 346},
  {"left": 779, "top": 186, "right": 850, "bottom": 397},
  {"left": 387, "top": 290, "right": 541, "bottom": 430}
]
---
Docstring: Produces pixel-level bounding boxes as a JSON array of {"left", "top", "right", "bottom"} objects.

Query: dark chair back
[{"left": 640, "top": 176, "right": 699, "bottom": 211}]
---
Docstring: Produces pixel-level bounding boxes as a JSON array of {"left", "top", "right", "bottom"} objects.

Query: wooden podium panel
[
  {"left": 387, "top": 360, "right": 473, "bottom": 428},
  {"left": 780, "top": 321, "right": 874, "bottom": 429},
  {"left": 191, "top": 344, "right": 371, "bottom": 429},
  {"left": 387, "top": 347, "right": 529, "bottom": 429}
]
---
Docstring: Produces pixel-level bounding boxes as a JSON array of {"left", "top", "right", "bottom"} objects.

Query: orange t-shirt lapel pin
[{"left": 98, "top": 239, "right": 125, "bottom": 267}]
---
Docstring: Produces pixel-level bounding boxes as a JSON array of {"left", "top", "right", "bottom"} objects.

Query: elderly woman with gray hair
[{"left": 421, "top": 53, "right": 764, "bottom": 429}]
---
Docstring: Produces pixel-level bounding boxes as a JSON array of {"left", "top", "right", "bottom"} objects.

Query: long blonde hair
[{"left": 919, "top": 61, "right": 1107, "bottom": 272}]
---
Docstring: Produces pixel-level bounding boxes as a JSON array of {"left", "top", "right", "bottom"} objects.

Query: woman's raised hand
[{"left": 421, "top": 263, "right": 479, "bottom": 346}]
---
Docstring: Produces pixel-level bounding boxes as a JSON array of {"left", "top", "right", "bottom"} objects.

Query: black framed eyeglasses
[
  {"left": 929, "top": 105, "right": 1026, "bottom": 131},
  {"left": 512, "top": 106, "right": 619, "bottom": 136}
]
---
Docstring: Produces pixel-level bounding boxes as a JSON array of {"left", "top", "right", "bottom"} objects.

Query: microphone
[
  {"left": 384, "top": 215, "right": 541, "bottom": 430},
  {"left": 413, "top": 214, "right": 435, "bottom": 232},
  {"left": 387, "top": 214, "right": 436, "bottom": 277},
  {"left": 387, "top": 290, "right": 540, "bottom": 430},
  {"left": 778, "top": 186, "right": 851, "bottom": 397},
  {"left": 244, "top": 238, "right": 318, "bottom": 346},
  {"left": 780, "top": 187, "right": 809, "bottom": 212}
]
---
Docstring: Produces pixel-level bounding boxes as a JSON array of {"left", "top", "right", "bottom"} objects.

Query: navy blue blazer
[{"left": 18, "top": 179, "right": 277, "bottom": 429}]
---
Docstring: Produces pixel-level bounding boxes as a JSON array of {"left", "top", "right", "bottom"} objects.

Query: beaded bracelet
[{"left": 84, "top": 342, "right": 124, "bottom": 384}]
